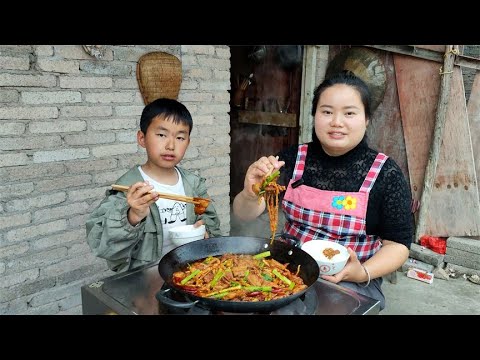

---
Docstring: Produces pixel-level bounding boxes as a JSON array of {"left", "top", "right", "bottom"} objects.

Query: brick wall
[{"left": 0, "top": 45, "right": 231, "bottom": 314}]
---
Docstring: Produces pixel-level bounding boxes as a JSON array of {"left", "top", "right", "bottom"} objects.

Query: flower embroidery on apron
[{"left": 282, "top": 144, "right": 388, "bottom": 262}]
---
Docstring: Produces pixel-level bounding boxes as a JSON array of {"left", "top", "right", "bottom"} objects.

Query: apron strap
[
  {"left": 292, "top": 144, "right": 308, "bottom": 181},
  {"left": 359, "top": 153, "right": 388, "bottom": 193}
]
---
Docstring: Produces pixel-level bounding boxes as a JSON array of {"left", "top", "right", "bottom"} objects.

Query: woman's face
[{"left": 314, "top": 84, "right": 368, "bottom": 156}]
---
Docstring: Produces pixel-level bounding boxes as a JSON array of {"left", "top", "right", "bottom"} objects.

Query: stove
[
  {"left": 156, "top": 282, "right": 320, "bottom": 315},
  {"left": 81, "top": 261, "right": 380, "bottom": 315}
]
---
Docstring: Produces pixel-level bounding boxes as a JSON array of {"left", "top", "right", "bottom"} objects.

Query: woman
[{"left": 233, "top": 71, "right": 413, "bottom": 310}]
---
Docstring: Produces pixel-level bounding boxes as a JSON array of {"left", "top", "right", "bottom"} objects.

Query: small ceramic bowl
[
  {"left": 169, "top": 224, "right": 205, "bottom": 247},
  {"left": 301, "top": 240, "right": 350, "bottom": 276}
]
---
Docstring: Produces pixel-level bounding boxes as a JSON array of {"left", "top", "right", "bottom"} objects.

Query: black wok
[{"left": 157, "top": 236, "right": 319, "bottom": 313}]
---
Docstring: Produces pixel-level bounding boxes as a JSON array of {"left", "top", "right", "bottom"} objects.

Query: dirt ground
[{"left": 381, "top": 271, "right": 480, "bottom": 315}]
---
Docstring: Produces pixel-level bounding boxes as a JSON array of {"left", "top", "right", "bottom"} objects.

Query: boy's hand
[
  {"left": 193, "top": 219, "right": 209, "bottom": 239},
  {"left": 193, "top": 219, "right": 210, "bottom": 239},
  {"left": 126, "top": 181, "right": 159, "bottom": 226}
]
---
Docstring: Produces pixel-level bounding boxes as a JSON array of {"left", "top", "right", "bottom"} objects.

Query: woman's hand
[
  {"left": 233, "top": 155, "right": 285, "bottom": 221},
  {"left": 322, "top": 240, "right": 409, "bottom": 285},
  {"left": 126, "top": 181, "right": 159, "bottom": 226},
  {"left": 321, "top": 247, "right": 368, "bottom": 284},
  {"left": 243, "top": 155, "right": 285, "bottom": 198}
]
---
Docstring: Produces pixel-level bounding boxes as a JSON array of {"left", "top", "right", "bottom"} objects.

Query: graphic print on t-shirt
[{"left": 159, "top": 202, "right": 187, "bottom": 224}]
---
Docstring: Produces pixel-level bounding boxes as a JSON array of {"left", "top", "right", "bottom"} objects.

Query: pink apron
[{"left": 282, "top": 144, "right": 388, "bottom": 262}]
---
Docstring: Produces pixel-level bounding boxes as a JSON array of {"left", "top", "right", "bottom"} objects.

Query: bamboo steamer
[{"left": 136, "top": 52, "right": 182, "bottom": 105}]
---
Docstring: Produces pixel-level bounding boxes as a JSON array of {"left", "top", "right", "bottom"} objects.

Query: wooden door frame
[{"left": 299, "top": 45, "right": 317, "bottom": 144}]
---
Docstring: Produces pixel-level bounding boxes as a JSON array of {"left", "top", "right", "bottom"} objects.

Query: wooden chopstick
[{"left": 111, "top": 184, "right": 204, "bottom": 205}]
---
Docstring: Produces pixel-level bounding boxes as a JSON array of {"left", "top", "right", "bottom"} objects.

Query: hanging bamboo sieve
[{"left": 136, "top": 52, "right": 182, "bottom": 105}]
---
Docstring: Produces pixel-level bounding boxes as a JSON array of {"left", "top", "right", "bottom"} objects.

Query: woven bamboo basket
[{"left": 136, "top": 52, "right": 182, "bottom": 105}]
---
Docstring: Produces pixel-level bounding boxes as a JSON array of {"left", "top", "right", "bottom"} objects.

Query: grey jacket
[{"left": 86, "top": 165, "right": 222, "bottom": 272}]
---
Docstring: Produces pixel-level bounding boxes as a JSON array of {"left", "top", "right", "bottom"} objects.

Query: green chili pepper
[
  {"left": 272, "top": 269, "right": 295, "bottom": 290},
  {"left": 209, "top": 293, "right": 228, "bottom": 299},
  {"left": 203, "top": 256, "right": 214, "bottom": 264},
  {"left": 261, "top": 273, "right": 273, "bottom": 281},
  {"left": 207, "top": 285, "right": 242, "bottom": 297},
  {"left": 180, "top": 269, "right": 200, "bottom": 285},
  {"left": 209, "top": 269, "right": 224, "bottom": 288},
  {"left": 261, "top": 170, "right": 280, "bottom": 190},
  {"left": 253, "top": 250, "right": 271, "bottom": 259},
  {"left": 244, "top": 286, "right": 272, "bottom": 292}
]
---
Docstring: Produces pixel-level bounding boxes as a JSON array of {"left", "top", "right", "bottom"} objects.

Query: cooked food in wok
[
  {"left": 172, "top": 251, "right": 307, "bottom": 302},
  {"left": 252, "top": 170, "right": 286, "bottom": 243}
]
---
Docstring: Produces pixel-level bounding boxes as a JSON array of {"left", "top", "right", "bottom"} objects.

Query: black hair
[
  {"left": 311, "top": 70, "right": 372, "bottom": 120},
  {"left": 139, "top": 98, "right": 193, "bottom": 134}
]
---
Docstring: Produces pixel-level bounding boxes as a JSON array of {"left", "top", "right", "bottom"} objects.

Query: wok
[{"left": 157, "top": 236, "right": 319, "bottom": 313}]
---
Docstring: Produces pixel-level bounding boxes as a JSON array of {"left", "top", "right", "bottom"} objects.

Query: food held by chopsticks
[
  {"left": 110, "top": 184, "right": 211, "bottom": 215},
  {"left": 252, "top": 170, "right": 286, "bottom": 243}
]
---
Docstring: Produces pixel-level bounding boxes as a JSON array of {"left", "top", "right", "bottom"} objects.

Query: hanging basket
[
  {"left": 136, "top": 52, "right": 182, "bottom": 105},
  {"left": 326, "top": 47, "right": 386, "bottom": 112}
]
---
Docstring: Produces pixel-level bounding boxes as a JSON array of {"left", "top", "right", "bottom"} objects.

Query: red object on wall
[{"left": 419, "top": 236, "right": 447, "bottom": 254}]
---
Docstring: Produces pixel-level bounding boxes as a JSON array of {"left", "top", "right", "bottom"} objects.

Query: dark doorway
[{"left": 229, "top": 45, "right": 304, "bottom": 203}]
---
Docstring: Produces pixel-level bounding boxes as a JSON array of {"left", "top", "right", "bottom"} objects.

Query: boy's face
[{"left": 137, "top": 115, "right": 190, "bottom": 170}]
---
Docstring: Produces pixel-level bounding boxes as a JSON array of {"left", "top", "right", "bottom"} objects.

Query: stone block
[
  {"left": 446, "top": 263, "right": 480, "bottom": 277},
  {"left": 447, "top": 237, "right": 480, "bottom": 254},
  {"left": 409, "top": 243, "right": 445, "bottom": 266}
]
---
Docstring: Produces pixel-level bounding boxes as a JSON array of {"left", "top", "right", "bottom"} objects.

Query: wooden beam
[
  {"left": 237, "top": 110, "right": 297, "bottom": 127},
  {"left": 299, "top": 45, "right": 317, "bottom": 144},
  {"left": 364, "top": 45, "right": 480, "bottom": 70},
  {"left": 454, "top": 55, "right": 480, "bottom": 71},
  {"left": 365, "top": 45, "right": 444, "bottom": 63},
  {"left": 414, "top": 45, "right": 458, "bottom": 242}
]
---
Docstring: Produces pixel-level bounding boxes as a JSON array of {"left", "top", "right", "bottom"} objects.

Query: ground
[{"left": 381, "top": 272, "right": 480, "bottom": 315}]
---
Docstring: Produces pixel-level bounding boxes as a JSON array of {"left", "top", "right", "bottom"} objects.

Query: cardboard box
[{"left": 407, "top": 268, "right": 434, "bottom": 284}]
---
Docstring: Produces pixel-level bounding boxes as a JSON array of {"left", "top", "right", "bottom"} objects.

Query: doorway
[
  {"left": 229, "top": 45, "right": 304, "bottom": 203},
  {"left": 228, "top": 45, "right": 304, "bottom": 237}
]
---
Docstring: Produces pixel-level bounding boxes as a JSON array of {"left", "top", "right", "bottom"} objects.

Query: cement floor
[{"left": 381, "top": 272, "right": 480, "bottom": 315}]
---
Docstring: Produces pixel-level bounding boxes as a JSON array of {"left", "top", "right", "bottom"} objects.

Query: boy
[{"left": 86, "top": 98, "right": 221, "bottom": 272}]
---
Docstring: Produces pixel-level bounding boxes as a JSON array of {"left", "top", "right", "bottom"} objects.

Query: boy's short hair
[{"left": 140, "top": 98, "right": 193, "bottom": 134}]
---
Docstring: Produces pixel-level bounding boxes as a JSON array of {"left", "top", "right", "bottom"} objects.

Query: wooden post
[
  {"left": 299, "top": 45, "right": 318, "bottom": 144},
  {"left": 414, "top": 45, "right": 458, "bottom": 242}
]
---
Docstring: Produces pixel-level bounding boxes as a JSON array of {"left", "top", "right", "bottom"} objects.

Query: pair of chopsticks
[{"left": 111, "top": 184, "right": 204, "bottom": 205}]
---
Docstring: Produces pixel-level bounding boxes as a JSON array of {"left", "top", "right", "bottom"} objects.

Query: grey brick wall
[{"left": 0, "top": 45, "right": 231, "bottom": 315}]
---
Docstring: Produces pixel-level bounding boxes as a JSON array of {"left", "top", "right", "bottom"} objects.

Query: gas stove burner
[{"left": 156, "top": 284, "right": 318, "bottom": 315}]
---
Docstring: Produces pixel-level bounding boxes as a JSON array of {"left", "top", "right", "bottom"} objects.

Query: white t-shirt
[{"left": 138, "top": 166, "right": 187, "bottom": 257}]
